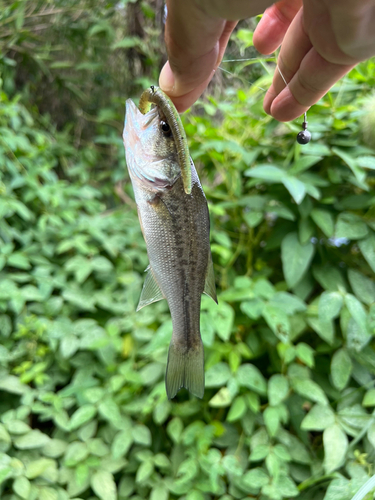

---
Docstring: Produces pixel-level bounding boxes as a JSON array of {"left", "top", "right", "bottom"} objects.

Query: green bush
[{"left": 1, "top": 3, "right": 375, "bottom": 499}]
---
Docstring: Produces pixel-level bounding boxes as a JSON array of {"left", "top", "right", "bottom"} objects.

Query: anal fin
[
  {"left": 203, "top": 253, "right": 218, "bottom": 304},
  {"left": 136, "top": 266, "right": 164, "bottom": 311}
]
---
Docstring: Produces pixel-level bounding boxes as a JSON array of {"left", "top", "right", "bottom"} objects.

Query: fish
[{"left": 123, "top": 88, "right": 217, "bottom": 399}]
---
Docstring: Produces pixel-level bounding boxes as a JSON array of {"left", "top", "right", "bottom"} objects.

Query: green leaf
[
  {"left": 282, "top": 176, "right": 306, "bottom": 204},
  {"left": 222, "top": 454, "right": 243, "bottom": 476},
  {"left": 69, "top": 404, "right": 96, "bottom": 430},
  {"left": 296, "top": 343, "right": 315, "bottom": 368},
  {"left": 323, "top": 475, "right": 352, "bottom": 500},
  {"left": 323, "top": 424, "right": 348, "bottom": 473},
  {"left": 268, "top": 375, "right": 289, "bottom": 406},
  {"left": 269, "top": 292, "right": 306, "bottom": 314},
  {"left": 290, "top": 155, "right": 322, "bottom": 174},
  {"left": 313, "top": 264, "right": 347, "bottom": 292},
  {"left": 281, "top": 233, "right": 314, "bottom": 288},
  {"left": 301, "top": 404, "right": 335, "bottom": 431},
  {"left": 262, "top": 304, "right": 290, "bottom": 342},
  {"left": 42, "top": 439, "right": 68, "bottom": 458},
  {"left": 98, "top": 399, "right": 122, "bottom": 427},
  {"left": 5, "top": 421, "right": 30, "bottom": 436},
  {"left": 227, "top": 396, "right": 246, "bottom": 422},
  {"left": 205, "top": 362, "right": 231, "bottom": 388},
  {"left": 111, "top": 431, "right": 133, "bottom": 459},
  {"left": 14, "top": 430, "right": 50, "bottom": 449},
  {"left": 209, "top": 387, "right": 233, "bottom": 407},
  {"left": 25, "top": 458, "right": 55, "bottom": 479},
  {"left": 244, "top": 210, "right": 263, "bottom": 227},
  {"left": 91, "top": 470, "right": 116, "bottom": 500},
  {"left": 64, "top": 442, "right": 89, "bottom": 466},
  {"left": 153, "top": 400, "right": 171, "bottom": 425},
  {"left": 299, "top": 217, "right": 315, "bottom": 244},
  {"left": 0, "top": 315, "right": 12, "bottom": 337},
  {"left": 112, "top": 36, "right": 141, "bottom": 49},
  {"left": 363, "top": 388, "right": 375, "bottom": 407},
  {"left": 311, "top": 208, "right": 334, "bottom": 237},
  {"left": 153, "top": 453, "right": 170, "bottom": 468},
  {"left": 136, "top": 460, "right": 154, "bottom": 483},
  {"left": 213, "top": 301, "right": 234, "bottom": 341},
  {"left": 274, "top": 475, "right": 299, "bottom": 497},
  {"left": 13, "top": 476, "right": 31, "bottom": 499},
  {"left": 332, "top": 147, "right": 366, "bottom": 184},
  {"left": 291, "top": 378, "right": 328, "bottom": 405},
  {"left": 7, "top": 252, "right": 31, "bottom": 270},
  {"left": 358, "top": 233, "right": 375, "bottom": 273},
  {"left": 245, "top": 165, "right": 286, "bottom": 181},
  {"left": 167, "top": 418, "right": 183, "bottom": 443},
  {"left": 356, "top": 155, "right": 375, "bottom": 169},
  {"left": 308, "top": 316, "right": 335, "bottom": 345},
  {"left": 335, "top": 213, "right": 368, "bottom": 240},
  {"left": 150, "top": 484, "right": 169, "bottom": 500},
  {"left": 345, "top": 294, "right": 368, "bottom": 334},
  {"left": 319, "top": 291, "right": 344, "bottom": 322},
  {"left": 0, "top": 424, "right": 11, "bottom": 445},
  {"left": 367, "top": 421, "right": 375, "bottom": 448},
  {"left": 236, "top": 364, "right": 267, "bottom": 395},
  {"left": 348, "top": 269, "right": 375, "bottom": 305},
  {"left": 241, "top": 298, "right": 264, "bottom": 319},
  {"left": 250, "top": 444, "right": 271, "bottom": 462},
  {"left": 60, "top": 334, "right": 80, "bottom": 359},
  {"left": 331, "top": 349, "right": 352, "bottom": 390},
  {"left": 264, "top": 406, "right": 280, "bottom": 437},
  {"left": 133, "top": 425, "right": 151, "bottom": 446}
]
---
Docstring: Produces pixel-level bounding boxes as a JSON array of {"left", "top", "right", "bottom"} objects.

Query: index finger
[
  {"left": 264, "top": 9, "right": 356, "bottom": 121},
  {"left": 159, "top": 0, "right": 275, "bottom": 111}
]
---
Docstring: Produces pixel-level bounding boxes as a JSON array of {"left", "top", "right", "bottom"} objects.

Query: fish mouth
[
  {"left": 124, "top": 99, "right": 141, "bottom": 133},
  {"left": 123, "top": 99, "right": 158, "bottom": 141},
  {"left": 123, "top": 99, "right": 143, "bottom": 150}
]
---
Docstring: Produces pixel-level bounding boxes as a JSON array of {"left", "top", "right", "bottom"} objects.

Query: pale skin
[{"left": 159, "top": 0, "right": 375, "bottom": 121}]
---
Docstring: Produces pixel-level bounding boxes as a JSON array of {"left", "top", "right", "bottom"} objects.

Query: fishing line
[
  {"left": 217, "top": 65, "right": 268, "bottom": 94},
  {"left": 277, "top": 64, "right": 288, "bottom": 87},
  {"left": 218, "top": 55, "right": 312, "bottom": 143},
  {"left": 218, "top": 55, "right": 286, "bottom": 99}
]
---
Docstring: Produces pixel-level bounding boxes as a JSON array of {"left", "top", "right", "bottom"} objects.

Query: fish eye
[{"left": 160, "top": 120, "right": 172, "bottom": 136}]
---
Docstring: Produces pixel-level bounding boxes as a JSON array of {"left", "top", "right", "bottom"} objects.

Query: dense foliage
[{"left": 0, "top": 1, "right": 375, "bottom": 500}]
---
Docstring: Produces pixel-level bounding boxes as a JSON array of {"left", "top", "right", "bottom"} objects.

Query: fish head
[{"left": 123, "top": 99, "right": 180, "bottom": 190}]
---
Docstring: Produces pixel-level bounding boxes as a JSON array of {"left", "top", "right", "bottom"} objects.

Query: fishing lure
[{"left": 138, "top": 86, "right": 192, "bottom": 194}]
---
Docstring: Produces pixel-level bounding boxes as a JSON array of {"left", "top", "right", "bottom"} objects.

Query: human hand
[{"left": 159, "top": 0, "right": 375, "bottom": 121}]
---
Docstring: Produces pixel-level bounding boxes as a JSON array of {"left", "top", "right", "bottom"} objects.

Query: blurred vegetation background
[{"left": 1, "top": 1, "right": 375, "bottom": 500}]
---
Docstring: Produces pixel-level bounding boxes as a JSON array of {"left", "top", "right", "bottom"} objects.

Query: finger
[
  {"left": 269, "top": 48, "right": 356, "bottom": 121},
  {"left": 160, "top": 0, "right": 274, "bottom": 108},
  {"left": 217, "top": 21, "right": 238, "bottom": 66},
  {"left": 253, "top": 0, "right": 302, "bottom": 55},
  {"left": 159, "top": 63, "right": 215, "bottom": 112},
  {"left": 160, "top": 20, "right": 237, "bottom": 113},
  {"left": 263, "top": 8, "right": 312, "bottom": 114}
]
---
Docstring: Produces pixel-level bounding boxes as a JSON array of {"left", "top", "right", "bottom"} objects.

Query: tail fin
[{"left": 165, "top": 340, "right": 204, "bottom": 399}]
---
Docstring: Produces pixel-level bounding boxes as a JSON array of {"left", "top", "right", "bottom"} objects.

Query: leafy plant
[{"left": 1, "top": 3, "right": 375, "bottom": 500}]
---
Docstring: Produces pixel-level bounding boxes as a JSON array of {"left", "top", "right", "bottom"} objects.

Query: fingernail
[{"left": 159, "top": 61, "right": 175, "bottom": 93}]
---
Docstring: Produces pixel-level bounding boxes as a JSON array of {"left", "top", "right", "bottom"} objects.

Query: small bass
[{"left": 123, "top": 87, "right": 217, "bottom": 399}]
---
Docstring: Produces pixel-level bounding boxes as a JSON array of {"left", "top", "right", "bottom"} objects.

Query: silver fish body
[{"left": 123, "top": 99, "right": 216, "bottom": 399}]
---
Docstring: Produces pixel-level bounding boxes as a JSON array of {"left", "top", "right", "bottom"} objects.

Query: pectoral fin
[
  {"left": 136, "top": 266, "right": 165, "bottom": 311},
  {"left": 203, "top": 253, "right": 218, "bottom": 303}
]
